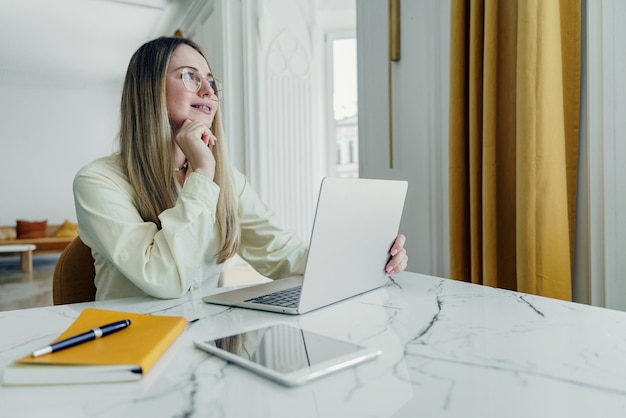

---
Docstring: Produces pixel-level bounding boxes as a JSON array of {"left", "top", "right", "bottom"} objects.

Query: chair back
[{"left": 52, "top": 236, "right": 96, "bottom": 304}]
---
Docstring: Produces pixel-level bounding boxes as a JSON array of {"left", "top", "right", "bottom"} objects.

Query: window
[{"left": 327, "top": 35, "right": 358, "bottom": 178}]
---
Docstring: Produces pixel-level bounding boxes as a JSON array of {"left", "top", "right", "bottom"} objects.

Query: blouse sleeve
[
  {"left": 74, "top": 158, "right": 221, "bottom": 299},
  {"left": 235, "top": 172, "right": 308, "bottom": 278}
]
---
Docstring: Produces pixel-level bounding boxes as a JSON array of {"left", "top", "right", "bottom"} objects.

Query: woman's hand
[
  {"left": 385, "top": 234, "right": 408, "bottom": 275},
  {"left": 174, "top": 119, "right": 217, "bottom": 180}
]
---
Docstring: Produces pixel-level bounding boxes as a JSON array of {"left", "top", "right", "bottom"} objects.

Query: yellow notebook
[{"left": 2, "top": 308, "right": 187, "bottom": 386}]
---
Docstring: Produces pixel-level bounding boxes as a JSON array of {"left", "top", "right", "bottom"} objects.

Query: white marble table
[{"left": 1, "top": 271, "right": 626, "bottom": 417}]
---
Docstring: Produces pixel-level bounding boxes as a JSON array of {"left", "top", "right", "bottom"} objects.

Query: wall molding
[{"left": 580, "top": 0, "right": 626, "bottom": 310}]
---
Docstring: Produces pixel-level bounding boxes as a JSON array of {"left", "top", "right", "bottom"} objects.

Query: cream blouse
[{"left": 73, "top": 155, "right": 308, "bottom": 300}]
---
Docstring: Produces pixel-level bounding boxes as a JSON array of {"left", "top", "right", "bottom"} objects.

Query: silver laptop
[{"left": 203, "top": 177, "right": 408, "bottom": 315}]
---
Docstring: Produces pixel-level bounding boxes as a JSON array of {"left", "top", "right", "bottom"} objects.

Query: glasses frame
[{"left": 178, "top": 67, "right": 222, "bottom": 99}]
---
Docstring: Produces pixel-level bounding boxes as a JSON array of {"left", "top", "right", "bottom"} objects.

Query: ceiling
[{"left": 0, "top": 0, "right": 187, "bottom": 81}]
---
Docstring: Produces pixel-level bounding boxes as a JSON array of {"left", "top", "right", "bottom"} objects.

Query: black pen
[{"left": 31, "top": 319, "right": 131, "bottom": 357}]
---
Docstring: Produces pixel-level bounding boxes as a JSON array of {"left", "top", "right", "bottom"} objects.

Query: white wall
[
  {"left": 0, "top": 74, "right": 121, "bottom": 226},
  {"left": 356, "top": 0, "right": 450, "bottom": 277}
]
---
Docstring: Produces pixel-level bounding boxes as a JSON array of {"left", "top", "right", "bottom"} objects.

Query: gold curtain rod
[{"left": 388, "top": 0, "right": 401, "bottom": 169}]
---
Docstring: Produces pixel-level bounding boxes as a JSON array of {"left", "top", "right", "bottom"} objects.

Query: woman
[{"left": 74, "top": 36, "right": 408, "bottom": 300}]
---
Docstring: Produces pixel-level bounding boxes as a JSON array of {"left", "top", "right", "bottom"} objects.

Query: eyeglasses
[{"left": 178, "top": 67, "right": 222, "bottom": 98}]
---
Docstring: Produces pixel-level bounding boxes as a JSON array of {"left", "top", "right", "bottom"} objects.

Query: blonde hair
[{"left": 119, "top": 36, "right": 239, "bottom": 263}]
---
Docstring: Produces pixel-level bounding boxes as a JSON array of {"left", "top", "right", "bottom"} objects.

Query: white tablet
[{"left": 193, "top": 323, "right": 381, "bottom": 387}]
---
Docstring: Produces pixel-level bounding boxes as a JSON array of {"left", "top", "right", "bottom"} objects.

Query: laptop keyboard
[{"left": 244, "top": 285, "right": 302, "bottom": 308}]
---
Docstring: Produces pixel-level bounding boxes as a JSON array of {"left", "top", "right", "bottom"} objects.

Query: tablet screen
[{"left": 194, "top": 324, "right": 380, "bottom": 385}]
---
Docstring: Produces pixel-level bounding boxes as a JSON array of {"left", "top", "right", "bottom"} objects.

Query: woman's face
[{"left": 165, "top": 44, "right": 219, "bottom": 131}]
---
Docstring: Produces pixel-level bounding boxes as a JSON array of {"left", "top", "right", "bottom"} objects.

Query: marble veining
[{"left": 1, "top": 272, "right": 626, "bottom": 417}]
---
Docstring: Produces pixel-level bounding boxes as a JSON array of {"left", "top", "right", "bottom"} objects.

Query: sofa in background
[{"left": 0, "top": 220, "right": 78, "bottom": 254}]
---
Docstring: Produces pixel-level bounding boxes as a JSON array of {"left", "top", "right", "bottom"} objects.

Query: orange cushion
[
  {"left": 54, "top": 220, "right": 79, "bottom": 238},
  {"left": 16, "top": 220, "right": 48, "bottom": 239}
]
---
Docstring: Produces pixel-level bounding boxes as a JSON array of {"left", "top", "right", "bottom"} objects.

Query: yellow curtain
[{"left": 449, "top": 0, "right": 580, "bottom": 301}]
